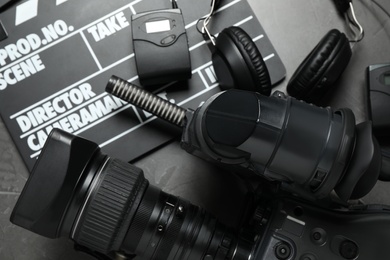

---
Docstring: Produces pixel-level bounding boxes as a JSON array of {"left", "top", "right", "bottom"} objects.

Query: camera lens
[
  {"left": 11, "top": 129, "right": 252, "bottom": 259},
  {"left": 72, "top": 157, "right": 239, "bottom": 259}
]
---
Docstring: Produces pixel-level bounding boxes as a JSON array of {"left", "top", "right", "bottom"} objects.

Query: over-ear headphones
[
  {"left": 199, "top": 0, "right": 271, "bottom": 96},
  {"left": 202, "top": 0, "right": 364, "bottom": 104},
  {"left": 212, "top": 26, "right": 272, "bottom": 96},
  {"left": 286, "top": 29, "right": 352, "bottom": 103}
]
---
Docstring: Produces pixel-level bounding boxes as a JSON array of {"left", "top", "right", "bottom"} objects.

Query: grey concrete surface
[{"left": 1, "top": 0, "right": 390, "bottom": 259}]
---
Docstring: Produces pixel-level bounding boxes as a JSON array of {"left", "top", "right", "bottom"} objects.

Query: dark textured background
[{"left": 1, "top": 0, "right": 390, "bottom": 259}]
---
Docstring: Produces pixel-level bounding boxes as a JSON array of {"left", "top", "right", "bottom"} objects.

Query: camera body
[
  {"left": 10, "top": 129, "right": 390, "bottom": 260},
  {"left": 249, "top": 197, "right": 390, "bottom": 260},
  {"left": 106, "top": 76, "right": 383, "bottom": 203}
]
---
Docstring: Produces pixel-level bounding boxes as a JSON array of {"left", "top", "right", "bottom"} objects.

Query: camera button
[
  {"left": 339, "top": 240, "right": 359, "bottom": 259},
  {"left": 275, "top": 242, "right": 292, "bottom": 260},
  {"left": 310, "top": 228, "right": 327, "bottom": 246}
]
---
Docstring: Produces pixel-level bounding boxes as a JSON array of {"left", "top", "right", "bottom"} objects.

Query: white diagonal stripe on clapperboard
[{"left": 15, "top": 0, "right": 69, "bottom": 26}]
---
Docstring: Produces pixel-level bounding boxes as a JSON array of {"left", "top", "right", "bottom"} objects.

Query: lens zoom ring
[
  {"left": 125, "top": 187, "right": 159, "bottom": 252},
  {"left": 74, "top": 159, "right": 147, "bottom": 254},
  {"left": 154, "top": 205, "right": 185, "bottom": 260}
]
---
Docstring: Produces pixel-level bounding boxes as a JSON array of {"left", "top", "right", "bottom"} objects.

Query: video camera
[{"left": 10, "top": 75, "right": 390, "bottom": 260}]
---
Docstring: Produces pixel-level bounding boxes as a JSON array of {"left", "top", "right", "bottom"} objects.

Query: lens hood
[{"left": 11, "top": 129, "right": 105, "bottom": 238}]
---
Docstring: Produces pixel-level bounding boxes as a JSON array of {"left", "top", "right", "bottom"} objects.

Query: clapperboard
[{"left": 0, "top": 0, "right": 285, "bottom": 171}]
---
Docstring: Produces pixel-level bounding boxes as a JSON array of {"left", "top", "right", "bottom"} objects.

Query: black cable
[
  {"left": 348, "top": 35, "right": 364, "bottom": 43},
  {"left": 196, "top": 0, "right": 218, "bottom": 42},
  {"left": 196, "top": 18, "right": 206, "bottom": 35},
  {"left": 348, "top": 31, "right": 365, "bottom": 43},
  {"left": 172, "top": 0, "right": 178, "bottom": 9}
]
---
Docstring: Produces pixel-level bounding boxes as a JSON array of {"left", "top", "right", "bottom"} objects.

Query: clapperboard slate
[{"left": 0, "top": 0, "right": 285, "bottom": 171}]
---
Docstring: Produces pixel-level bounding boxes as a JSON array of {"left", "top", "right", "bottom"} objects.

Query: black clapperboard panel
[{"left": 0, "top": 0, "right": 285, "bottom": 171}]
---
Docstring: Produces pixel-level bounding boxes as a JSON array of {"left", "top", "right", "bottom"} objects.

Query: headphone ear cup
[
  {"left": 212, "top": 26, "right": 272, "bottom": 96},
  {"left": 287, "top": 29, "right": 352, "bottom": 103}
]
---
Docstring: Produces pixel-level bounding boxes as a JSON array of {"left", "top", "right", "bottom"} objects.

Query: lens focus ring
[{"left": 72, "top": 158, "right": 148, "bottom": 254}]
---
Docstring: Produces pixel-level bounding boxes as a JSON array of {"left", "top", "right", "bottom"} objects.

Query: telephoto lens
[{"left": 10, "top": 129, "right": 252, "bottom": 260}]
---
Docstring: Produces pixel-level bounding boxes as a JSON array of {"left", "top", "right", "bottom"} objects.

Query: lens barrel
[
  {"left": 11, "top": 129, "right": 251, "bottom": 259},
  {"left": 120, "top": 185, "right": 240, "bottom": 260},
  {"left": 73, "top": 156, "right": 246, "bottom": 259}
]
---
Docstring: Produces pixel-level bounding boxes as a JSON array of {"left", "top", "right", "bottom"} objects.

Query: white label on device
[{"left": 145, "top": 20, "right": 171, "bottom": 33}]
